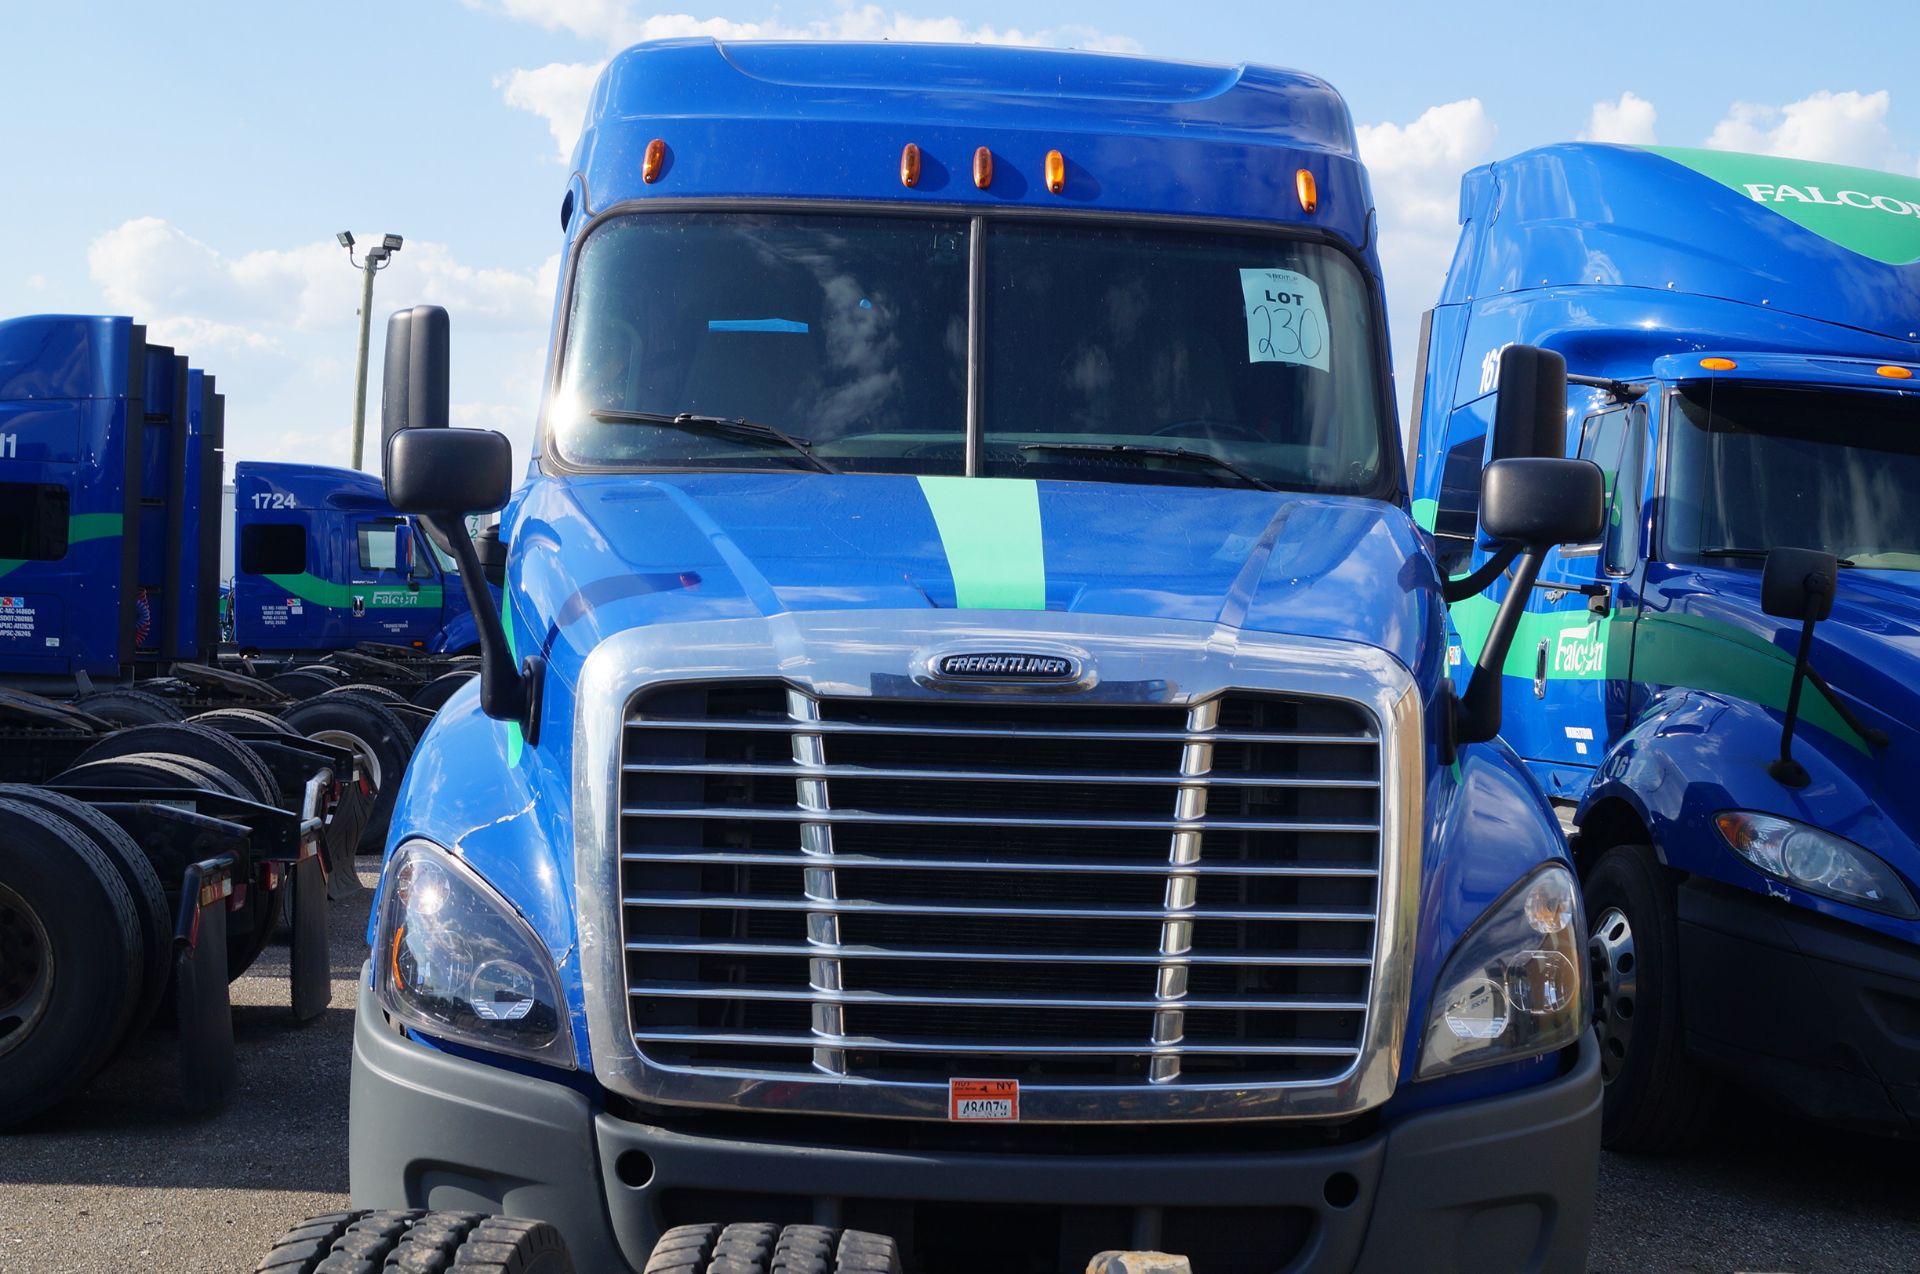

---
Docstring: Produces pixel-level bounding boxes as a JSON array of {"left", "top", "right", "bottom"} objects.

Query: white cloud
[
  {"left": 1705, "top": 89, "right": 1912, "bottom": 172},
  {"left": 480, "top": 4, "right": 1139, "bottom": 161},
  {"left": 24, "top": 274, "right": 46, "bottom": 292},
  {"left": 1355, "top": 99, "right": 1498, "bottom": 432},
  {"left": 1580, "top": 91, "right": 1657, "bottom": 145},
  {"left": 85, "top": 217, "right": 556, "bottom": 476}
]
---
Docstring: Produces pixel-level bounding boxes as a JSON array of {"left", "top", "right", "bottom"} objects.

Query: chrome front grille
[{"left": 617, "top": 681, "right": 1385, "bottom": 1099}]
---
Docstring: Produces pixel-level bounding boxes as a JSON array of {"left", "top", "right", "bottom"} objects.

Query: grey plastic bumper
[{"left": 351, "top": 1000, "right": 1600, "bottom": 1273}]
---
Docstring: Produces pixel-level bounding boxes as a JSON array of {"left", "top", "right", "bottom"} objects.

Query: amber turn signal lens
[
  {"left": 900, "top": 143, "right": 921, "bottom": 189},
  {"left": 642, "top": 138, "right": 666, "bottom": 184},
  {"left": 1699, "top": 357, "right": 1737, "bottom": 371},
  {"left": 1296, "top": 168, "right": 1318, "bottom": 213},
  {"left": 1875, "top": 364, "right": 1913, "bottom": 379},
  {"left": 973, "top": 146, "right": 993, "bottom": 190},
  {"left": 1045, "top": 149, "right": 1066, "bottom": 194}
]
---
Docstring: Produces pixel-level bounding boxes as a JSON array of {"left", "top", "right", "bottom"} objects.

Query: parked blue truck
[
  {"left": 1412, "top": 142, "right": 1920, "bottom": 1148},
  {"left": 264, "top": 39, "right": 1616, "bottom": 1274},
  {"left": 230, "top": 461, "right": 483, "bottom": 656}
]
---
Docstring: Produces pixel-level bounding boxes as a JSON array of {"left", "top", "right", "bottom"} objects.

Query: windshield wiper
[
  {"left": 587, "top": 408, "right": 840, "bottom": 474},
  {"left": 1018, "top": 442, "right": 1278, "bottom": 492},
  {"left": 1700, "top": 547, "right": 1855, "bottom": 567}
]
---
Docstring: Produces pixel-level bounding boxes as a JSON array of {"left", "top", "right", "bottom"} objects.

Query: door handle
[{"left": 1534, "top": 640, "right": 1549, "bottom": 698}]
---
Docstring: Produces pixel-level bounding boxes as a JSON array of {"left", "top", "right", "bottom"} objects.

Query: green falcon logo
[{"left": 1648, "top": 146, "right": 1920, "bottom": 265}]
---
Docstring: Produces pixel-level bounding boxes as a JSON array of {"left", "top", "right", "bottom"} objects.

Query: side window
[
  {"left": 0, "top": 483, "right": 70, "bottom": 561},
  {"left": 1604, "top": 407, "right": 1648, "bottom": 574},
  {"left": 241, "top": 524, "right": 306, "bottom": 575},
  {"left": 1565, "top": 409, "right": 1630, "bottom": 558},
  {"left": 357, "top": 519, "right": 402, "bottom": 571},
  {"left": 1431, "top": 431, "right": 1486, "bottom": 577}
]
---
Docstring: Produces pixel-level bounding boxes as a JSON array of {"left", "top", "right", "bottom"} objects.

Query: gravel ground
[{"left": 3, "top": 866, "right": 1915, "bottom": 1273}]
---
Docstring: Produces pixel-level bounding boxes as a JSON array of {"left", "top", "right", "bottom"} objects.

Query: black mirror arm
[
  {"left": 421, "top": 511, "right": 542, "bottom": 744},
  {"left": 1770, "top": 614, "right": 1819, "bottom": 787},
  {"left": 1456, "top": 545, "right": 1546, "bottom": 744},
  {"left": 1803, "top": 665, "right": 1889, "bottom": 749},
  {"left": 1441, "top": 542, "right": 1521, "bottom": 604}
]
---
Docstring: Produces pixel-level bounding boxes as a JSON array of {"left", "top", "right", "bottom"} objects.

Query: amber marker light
[
  {"left": 1876, "top": 364, "right": 1913, "bottom": 379},
  {"left": 973, "top": 146, "right": 993, "bottom": 190},
  {"left": 1296, "top": 168, "right": 1318, "bottom": 214},
  {"left": 642, "top": 138, "right": 667, "bottom": 184},
  {"left": 1699, "top": 357, "right": 1737, "bottom": 371},
  {"left": 900, "top": 143, "right": 922, "bottom": 189},
  {"left": 1045, "top": 149, "right": 1066, "bottom": 194}
]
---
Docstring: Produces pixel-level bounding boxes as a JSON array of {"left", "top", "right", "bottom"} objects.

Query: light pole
[{"left": 339, "top": 231, "right": 404, "bottom": 470}]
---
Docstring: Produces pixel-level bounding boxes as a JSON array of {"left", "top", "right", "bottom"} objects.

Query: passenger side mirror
[
  {"left": 474, "top": 523, "right": 509, "bottom": 589},
  {"left": 385, "top": 428, "right": 512, "bottom": 517},
  {"left": 380, "top": 304, "right": 451, "bottom": 448},
  {"left": 1489, "top": 344, "right": 1568, "bottom": 462},
  {"left": 1761, "top": 547, "right": 1837, "bottom": 622},
  {"left": 1454, "top": 457, "right": 1606, "bottom": 746}
]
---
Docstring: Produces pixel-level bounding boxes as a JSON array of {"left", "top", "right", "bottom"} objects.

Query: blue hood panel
[{"left": 510, "top": 473, "right": 1443, "bottom": 689}]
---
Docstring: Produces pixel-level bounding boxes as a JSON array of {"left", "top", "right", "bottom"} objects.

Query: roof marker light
[
  {"left": 973, "top": 147, "right": 993, "bottom": 190},
  {"left": 900, "top": 143, "right": 921, "bottom": 189},
  {"left": 1700, "top": 357, "right": 1737, "bottom": 371},
  {"left": 642, "top": 138, "right": 666, "bottom": 184},
  {"left": 1045, "top": 149, "right": 1066, "bottom": 195},
  {"left": 1875, "top": 365, "right": 1913, "bottom": 379},
  {"left": 1296, "top": 168, "right": 1318, "bottom": 214}
]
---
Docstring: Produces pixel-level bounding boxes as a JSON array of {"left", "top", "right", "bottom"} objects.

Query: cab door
[
  {"left": 349, "top": 515, "right": 429, "bottom": 643},
  {"left": 1512, "top": 402, "right": 1648, "bottom": 798}
]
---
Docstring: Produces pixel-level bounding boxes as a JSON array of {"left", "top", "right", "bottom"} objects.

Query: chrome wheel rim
[
  {"left": 311, "top": 728, "right": 381, "bottom": 791},
  {"left": 1590, "top": 905, "right": 1638, "bottom": 1084},
  {"left": 0, "top": 882, "right": 54, "bottom": 1061}
]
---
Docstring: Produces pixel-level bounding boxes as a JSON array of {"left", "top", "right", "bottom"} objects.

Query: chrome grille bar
[
  {"left": 630, "top": 984, "right": 1370, "bottom": 1011},
  {"left": 627, "top": 718, "right": 1375, "bottom": 745},
  {"left": 790, "top": 690, "right": 846, "bottom": 1077},
  {"left": 619, "top": 806, "right": 1378, "bottom": 833},
  {"left": 622, "top": 761, "right": 1378, "bottom": 789},
  {"left": 630, "top": 1029, "right": 1363, "bottom": 1057},
  {"left": 621, "top": 894, "right": 1372, "bottom": 922},
  {"left": 1150, "top": 699, "right": 1216, "bottom": 1083},
  {"left": 622, "top": 938, "right": 1374, "bottom": 965},
  {"left": 621, "top": 849, "right": 1378, "bottom": 877}
]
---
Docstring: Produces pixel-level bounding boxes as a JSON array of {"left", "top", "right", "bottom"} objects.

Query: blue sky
[{"left": 3, "top": 0, "right": 1916, "bottom": 471}]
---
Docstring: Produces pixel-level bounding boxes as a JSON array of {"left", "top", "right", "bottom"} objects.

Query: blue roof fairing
[{"left": 571, "top": 39, "right": 1376, "bottom": 263}]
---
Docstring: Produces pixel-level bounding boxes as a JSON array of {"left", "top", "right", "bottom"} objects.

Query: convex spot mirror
[
  {"left": 385, "top": 428, "right": 513, "bottom": 516},
  {"left": 1480, "top": 457, "right": 1605, "bottom": 548},
  {"left": 1761, "top": 547, "right": 1838, "bottom": 622}
]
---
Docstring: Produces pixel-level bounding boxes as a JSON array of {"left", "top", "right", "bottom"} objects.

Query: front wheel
[
  {"left": 255, "top": 1211, "right": 573, "bottom": 1274},
  {"left": 1584, "top": 844, "right": 1716, "bottom": 1152}
]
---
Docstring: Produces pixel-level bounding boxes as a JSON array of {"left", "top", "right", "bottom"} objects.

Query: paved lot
[{"left": 1, "top": 866, "right": 1915, "bottom": 1273}]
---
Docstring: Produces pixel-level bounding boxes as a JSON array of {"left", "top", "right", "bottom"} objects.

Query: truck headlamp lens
[
  {"left": 1418, "top": 864, "right": 1586, "bottom": 1079},
  {"left": 374, "top": 840, "right": 575, "bottom": 1066},
  {"left": 1714, "top": 812, "right": 1918, "bottom": 918}
]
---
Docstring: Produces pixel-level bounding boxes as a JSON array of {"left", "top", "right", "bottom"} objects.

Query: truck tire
[
  {"left": 193, "top": 707, "right": 300, "bottom": 737},
  {"left": 646, "top": 1223, "right": 904, "bottom": 1274},
  {"left": 271, "top": 668, "right": 346, "bottom": 699},
  {"left": 1584, "top": 844, "right": 1716, "bottom": 1152},
  {"left": 0, "top": 785, "right": 170, "bottom": 1044},
  {"left": 279, "top": 696, "right": 413, "bottom": 855},
  {"left": 76, "top": 722, "right": 284, "bottom": 808},
  {"left": 323, "top": 686, "right": 423, "bottom": 747},
  {"left": 0, "top": 798, "right": 143, "bottom": 1129},
  {"left": 254, "top": 1210, "right": 573, "bottom": 1274},
  {"left": 410, "top": 670, "right": 477, "bottom": 712},
  {"left": 73, "top": 687, "right": 187, "bottom": 726}
]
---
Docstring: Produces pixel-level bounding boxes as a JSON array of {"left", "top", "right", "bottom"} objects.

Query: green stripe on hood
[{"left": 917, "top": 476, "right": 1047, "bottom": 610}]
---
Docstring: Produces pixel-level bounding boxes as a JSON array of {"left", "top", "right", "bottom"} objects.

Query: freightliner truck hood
[{"left": 509, "top": 472, "right": 1448, "bottom": 692}]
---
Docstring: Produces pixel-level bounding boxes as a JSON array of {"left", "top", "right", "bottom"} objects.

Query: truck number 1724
[{"left": 251, "top": 492, "right": 297, "bottom": 509}]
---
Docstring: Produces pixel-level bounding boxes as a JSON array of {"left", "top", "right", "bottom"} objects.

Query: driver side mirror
[{"left": 1761, "top": 547, "right": 1838, "bottom": 622}]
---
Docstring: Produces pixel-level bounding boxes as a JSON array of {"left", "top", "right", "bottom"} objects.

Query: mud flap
[
  {"left": 174, "top": 856, "right": 239, "bottom": 1114},
  {"left": 289, "top": 843, "right": 331, "bottom": 1023}
]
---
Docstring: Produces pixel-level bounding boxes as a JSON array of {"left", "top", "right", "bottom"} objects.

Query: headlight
[
  {"left": 1715, "top": 811, "right": 1917, "bottom": 918},
  {"left": 373, "top": 839, "right": 575, "bottom": 1066},
  {"left": 1418, "top": 864, "right": 1586, "bottom": 1079}
]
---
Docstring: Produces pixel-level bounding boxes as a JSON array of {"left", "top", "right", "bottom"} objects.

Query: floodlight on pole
[{"left": 342, "top": 231, "right": 403, "bottom": 470}]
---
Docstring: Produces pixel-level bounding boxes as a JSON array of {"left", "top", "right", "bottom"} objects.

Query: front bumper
[
  {"left": 350, "top": 1000, "right": 1601, "bottom": 1274},
  {"left": 1680, "top": 879, "right": 1920, "bottom": 1135}
]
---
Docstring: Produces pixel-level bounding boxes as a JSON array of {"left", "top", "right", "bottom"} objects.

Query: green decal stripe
[
  {"left": 1645, "top": 145, "right": 1920, "bottom": 266},
  {"left": 917, "top": 476, "right": 1047, "bottom": 610},
  {"left": 264, "top": 573, "right": 444, "bottom": 610},
  {"left": 1410, "top": 498, "right": 1438, "bottom": 533},
  {"left": 1446, "top": 595, "right": 1869, "bottom": 753},
  {"left": 504, "top": 593, "right": 524, "bottom": 767}
]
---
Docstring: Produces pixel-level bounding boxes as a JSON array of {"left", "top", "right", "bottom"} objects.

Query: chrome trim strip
[
  {"left": 629, "top": 985, "right": 1370, "bottom": 1012},
  {"left": 1150, "top": 698, "right": 1217, "bottom": 1083},
  {"left": 789, "top": 690, "right": 847, "bottom": 1077},
  {"left": 620, "top": 894, "right": 1373, "bottom": 922},
  {"left": 576, "top": 608, "right": 1423, "bottom": 1124},
  {"left": 630, "top": 1030, "right": 1363, "bottom": 1057},
  {"left": 626, "top": 718, "right": 1375, "bottom": 745},
  {"left": 618, "top": 806, "right": 1378, "bottom": 833},
  {"left": 619, "top": 850, "right": 1379, "bottom": 878},
  {"left": 621, "top": 761, "right": 1378, "bottom": 789}
]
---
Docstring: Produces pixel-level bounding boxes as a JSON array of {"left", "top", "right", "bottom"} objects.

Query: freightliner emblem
[{"left": 935, "top": 652, "right": 1079, "bottom": 680}]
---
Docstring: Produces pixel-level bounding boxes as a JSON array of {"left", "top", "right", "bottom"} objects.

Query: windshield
[
  {"left": 1667, "top": 381, "right": 1920, "bottom": 571},
  {"left": 550, "top": 211, "right": 1390, "bottom": 494}
]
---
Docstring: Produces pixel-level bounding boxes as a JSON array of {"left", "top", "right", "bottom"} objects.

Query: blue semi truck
[
  {"left": 230, "top": 461, "right": 484, "bottom": 657},
  {"left": 1411, "top": 143, "right": 1920, "bottom": 1148},
  {"left": 258, "top": 39, "right": 1616, "bottom": 1274}
]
